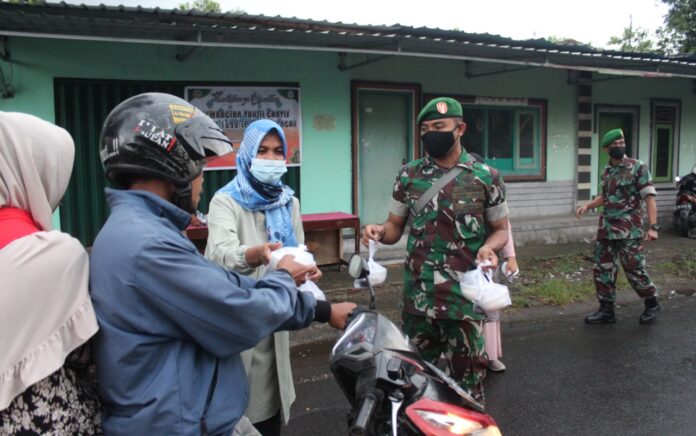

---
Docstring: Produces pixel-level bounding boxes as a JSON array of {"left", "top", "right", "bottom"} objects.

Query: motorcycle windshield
[{"left": 332, "top": 311, "right": 416, "bottom": 358}]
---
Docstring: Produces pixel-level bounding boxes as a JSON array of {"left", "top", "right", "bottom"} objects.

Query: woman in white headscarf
[{"left": 0, "top": 112, "right": 101, "bottom": 433}]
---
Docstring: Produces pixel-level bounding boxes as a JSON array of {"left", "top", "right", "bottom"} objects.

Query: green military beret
[
  {"left": 417, "top": 97, "right": 463, "bottom": 124},
  {"left": 601, "top": 128, "right": 624, "bottom": 147}
]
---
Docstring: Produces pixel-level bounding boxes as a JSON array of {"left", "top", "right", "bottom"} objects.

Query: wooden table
[
  {"left": 185, "top": 212, "right": 361, "bottom": 265},
  {"left": 185, "top": 225, "right": 209, "bottom": 254},
  {"left": 301, "top": 212, "right": 360, "bottom": 266}
]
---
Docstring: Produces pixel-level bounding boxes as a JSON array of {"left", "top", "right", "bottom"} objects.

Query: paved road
[{"left": 285, "top": 296, "right": 696, "bottom": 436}]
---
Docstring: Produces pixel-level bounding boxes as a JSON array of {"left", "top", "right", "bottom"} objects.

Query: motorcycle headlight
[
  {"left": 406, "top": 398, "right": 501, "bottom": 435},
  {"left": 414, "top": 410, "right": 502, "bottom": 435}
]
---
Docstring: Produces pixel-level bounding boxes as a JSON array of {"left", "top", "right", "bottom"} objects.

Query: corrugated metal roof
[{"left": 2, "top": 1, "right": 696, "bottom": 78}]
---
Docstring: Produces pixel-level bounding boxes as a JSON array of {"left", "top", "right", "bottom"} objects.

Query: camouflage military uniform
[
  {"left": 594, "top": 157, "right": 658, "bottom": 302},
  {"left": 390, "top": 150, "right": 508, "bottom": 398}
]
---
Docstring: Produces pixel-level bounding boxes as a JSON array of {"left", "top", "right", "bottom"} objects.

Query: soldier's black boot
[
  {"left": 639, "top": 297, "right": 660, "bottom": 324},
  {"left": 584, "top": 301, "right": 616, "bottom": 324}
]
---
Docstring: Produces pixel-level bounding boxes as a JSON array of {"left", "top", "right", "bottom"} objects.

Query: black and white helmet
[{"left": 99, "top": 92, "right": 232, "bottom": 212}]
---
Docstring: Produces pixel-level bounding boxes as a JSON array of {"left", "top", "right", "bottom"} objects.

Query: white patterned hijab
[{"left": 0, "top": 112, "right": 99, "bottom": 410}]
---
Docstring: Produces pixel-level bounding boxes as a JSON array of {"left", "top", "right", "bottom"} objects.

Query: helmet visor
[{"left": 175, "top": 118, "right": 234, "bottom": 160}]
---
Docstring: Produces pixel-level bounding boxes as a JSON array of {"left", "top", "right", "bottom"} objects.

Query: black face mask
[
  {"left": 608, "top": 146, "right": 626, "bottom": 160},
  {"left": 422, "top": 128, "right": 457, "bottom": 158}
]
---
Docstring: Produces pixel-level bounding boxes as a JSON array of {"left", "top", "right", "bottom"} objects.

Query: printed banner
[{"left": 185, "top": 86, "right": 302, "bottom": 170}]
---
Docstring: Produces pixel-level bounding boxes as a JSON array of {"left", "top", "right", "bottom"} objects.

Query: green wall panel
[
  {"left": 4, "top": 36, "right": 696, "bottom": 240},
  {"left": 54, "top": 79, "right": 301, "bottom": 246},
  {"left": 592, "top": 77, "right": 694, "bottom": 194},
  {"left": 1, "top": 38, "right": 350, "bottom": 240},
  {"left": 55, "top": 80, "right": 184, "bottom": 245}
]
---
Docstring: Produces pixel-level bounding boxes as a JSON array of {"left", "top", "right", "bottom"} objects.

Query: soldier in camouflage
[
  {"left": 362, "top": 97, "right": 509, "bottom": 400},
  {"left": 576, "top": 128, "right": 660, "bottom": 325}
]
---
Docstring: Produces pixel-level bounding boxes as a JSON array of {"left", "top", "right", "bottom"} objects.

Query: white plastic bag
[
  {"left": 353, "top": 240, "right": 388, "bottom": 288},
  {"left": 500, "top": 261, "right": 520, "bottom": 284},
  {"left": 267, "top": 244, "right": 315, "bottom": 272},
  {"left": 298, "top": 279, "right": 326, "bottom": 301},
  {"left": 458, "top": 263, "right": 511, "bottom": 312},
  {"left": 265, "top": 244, "right": 326, "bottom": 301},
  {"left": 367, "top": 240, "right": 387, "bottom": 285}
]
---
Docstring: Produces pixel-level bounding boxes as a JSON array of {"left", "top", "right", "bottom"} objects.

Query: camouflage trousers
[
  {"left": 402, "top": 312, "right": 487, "bottom": 401},
  {"left": 593, "top": 238, "right": 658, "bottom": 302}
]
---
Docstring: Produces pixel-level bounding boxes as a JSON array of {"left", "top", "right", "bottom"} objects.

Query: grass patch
[
  {"left": 511, "top": 294, "right": 535, "bottom": 308},
  {"left": 513, "top": 278, "right": 595, "bottom": 307},
  {"left": 504, "top": 247, "right": 695, "bottom": 309},
  {"left": 519, "top": 253, "right": 592, "bottom": 279},
  {"left": 511, "top": 252, "right": 595, "bottom": 307},
  {"left": 510, "top": 252, "right": 636, "bottom": 307},
  {"left": 654, "top": 250, "right": 696, "bottom": 279}
]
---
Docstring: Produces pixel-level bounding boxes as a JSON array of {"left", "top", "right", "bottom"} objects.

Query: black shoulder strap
[{"left": 412, "top": 166, "right": 465, "bottom": 216}]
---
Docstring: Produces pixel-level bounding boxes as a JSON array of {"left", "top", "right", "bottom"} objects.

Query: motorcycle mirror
[{"left": 348, "top": 254, "right": 368, "bottom": 279}]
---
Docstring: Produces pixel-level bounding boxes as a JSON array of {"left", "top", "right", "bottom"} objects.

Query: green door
[
  {"left": 357, "top": 91, "right": 412, "bottom": 225},
  {"left": 597, "top": 113, "right": 634, "bottom": 185}
]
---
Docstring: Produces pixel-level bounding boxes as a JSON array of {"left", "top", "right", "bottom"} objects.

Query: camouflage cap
[
  {"left": 417, "top": 97, "right": 463, "bottom": 124},
  {"left": 601, "top": 128, "right": 624, "bottom": 147}
]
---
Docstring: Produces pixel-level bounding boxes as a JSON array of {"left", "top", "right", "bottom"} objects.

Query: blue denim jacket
[{"left": 90, "top": 189, "right": 317, "bottom": 435}]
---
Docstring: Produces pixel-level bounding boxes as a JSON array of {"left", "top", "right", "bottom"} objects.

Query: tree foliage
[
  {"left": 607, "top": 19, "right": 657, "bottom": 53},
  {"left": 178, "top": 0, "right": 222, "bottom": 13},
  {"left": 545, "top": 36, "right": 595, "bottom": 49},
  {"left": 178, "top": 0, "right": 245, "bottom": 14},
  {"left": 657, "top": 0, "right": 696, "bottom": 54}
]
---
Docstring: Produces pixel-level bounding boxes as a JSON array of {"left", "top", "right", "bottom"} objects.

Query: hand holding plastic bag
[
  {"left": 501, "top": 261, "right": 520, "bottom": 284},
  {"left": 266, "top": 244, "right": 326, "bottom": 301},
  {"left": 267, "top": 244, "right": 315, "bottom": 271},
  {"left": 353, "top": 240, "right": 388, "bottom": 288},
  {"left": 458, "top": 262, "right": 511, "bottom": 312}
]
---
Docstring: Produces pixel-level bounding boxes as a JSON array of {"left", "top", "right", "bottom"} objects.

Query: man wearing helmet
[{"left": 89, "top": 93, "right": 355, "bottom": 435}]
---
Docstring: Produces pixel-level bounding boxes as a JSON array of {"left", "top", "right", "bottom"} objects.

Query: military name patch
[
  {"left": 452, "top": 183, "right": 484, "bottom": 201},
  {"left": 455, "top": 203, "right": 483, "bottom": 215}
]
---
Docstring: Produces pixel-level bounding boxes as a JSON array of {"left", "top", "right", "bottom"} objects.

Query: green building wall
[
  {"left": 593, "top": 77, "right": 696, "bottom": 193},
  {"left": 2, "top": 36, "right": 694, "bottom": 233},
  {"left": 1, "top": 38, "right": 353, "bottom": 227},
  {"left": 348, "top": 55, "right": 577, "bottom": 182}
]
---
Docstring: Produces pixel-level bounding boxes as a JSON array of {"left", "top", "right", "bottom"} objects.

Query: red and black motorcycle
[
  {"left": 674, "top": 167, "right": 696, "bottom": 238},
  {"left": 331, "top": 255, "right": 501, "bottom": 436}
]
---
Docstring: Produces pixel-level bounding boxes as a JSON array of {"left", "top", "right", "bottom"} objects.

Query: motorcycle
[
  {"left": 673, "top": 167, "right": 696, "bottom": 238},
  {"left": 330, "top": 254, "right": 501, "bottom": 436}
]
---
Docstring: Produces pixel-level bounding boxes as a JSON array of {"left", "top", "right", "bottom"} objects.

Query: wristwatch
[{"left": 649, "top": 223, "right": 660, "bottom": 231}]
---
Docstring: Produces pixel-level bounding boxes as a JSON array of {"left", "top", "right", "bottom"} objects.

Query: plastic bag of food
[
  {"left": 354, "top": 240, "right": 388, "bottom": 288},
  {"left": 267, "top": 245, "right": 326, "bottom": 300},
  {"left": 298, "top": 279, "right": 326, "bottom": 301},
  {"left": 458, "top": 262, "right": 511, "bottom": 313},
  {"left": 267, "top": 244, "right": 315, "bottom": 271}
]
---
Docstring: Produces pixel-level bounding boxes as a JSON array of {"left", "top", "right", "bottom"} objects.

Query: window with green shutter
[{"left": 459, "top": 98, "right": 546, "bottom": 180}]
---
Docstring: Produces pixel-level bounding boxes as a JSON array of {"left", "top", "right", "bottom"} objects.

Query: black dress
[{"left": 0, "top": 344, "right": 103, "bottom": 435}]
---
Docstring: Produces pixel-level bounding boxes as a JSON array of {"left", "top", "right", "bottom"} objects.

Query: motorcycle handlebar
[
  {"left": 345, "top": 305, "right": 369, "bottom": 327},
  {"left": 349, "top": 389, "right": 382, "bottom": 436}
]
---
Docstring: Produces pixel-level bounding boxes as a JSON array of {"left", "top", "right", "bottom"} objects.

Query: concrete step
[{"left": 511, "top": 214, "right": 597, "bottom": 246}]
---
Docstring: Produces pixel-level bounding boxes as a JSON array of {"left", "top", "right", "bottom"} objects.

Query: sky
[{"left": 77, "top": 0, "right": 669, "bottom": 49}]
